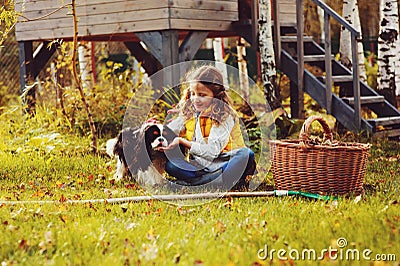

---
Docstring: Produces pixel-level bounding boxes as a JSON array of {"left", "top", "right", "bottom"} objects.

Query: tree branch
[{"left": 71, "top": 0, "right": 98, "bottom": 153}]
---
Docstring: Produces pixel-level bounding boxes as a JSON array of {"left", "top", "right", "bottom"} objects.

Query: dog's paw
[{"left": 113, "top": 173, "right": 124, "bottom": 181}]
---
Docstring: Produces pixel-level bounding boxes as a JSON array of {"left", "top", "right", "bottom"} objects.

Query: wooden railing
[
  {"left": 310, "top": 0, "right": 361, "bottom": 130},
  {"left": 273, "top": 0, "right": 362, "bottom": 130}
]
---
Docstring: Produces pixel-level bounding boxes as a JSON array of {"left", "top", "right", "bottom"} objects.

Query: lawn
[{"left": 0, "top": 107, "right": 399, "bottom": 265}]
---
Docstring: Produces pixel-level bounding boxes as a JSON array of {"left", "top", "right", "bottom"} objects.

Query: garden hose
[{"left": 0, "top": 190, "right": 337, "bottom": 205}]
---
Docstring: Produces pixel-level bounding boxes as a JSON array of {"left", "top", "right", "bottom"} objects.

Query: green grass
[{"left": 0, "top": 106, "right": 399, "bottom": 265}]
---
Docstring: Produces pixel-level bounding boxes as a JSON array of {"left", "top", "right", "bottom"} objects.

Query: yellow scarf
[{"left": 183, "top": 115, "right": 246, "bottom": 152}]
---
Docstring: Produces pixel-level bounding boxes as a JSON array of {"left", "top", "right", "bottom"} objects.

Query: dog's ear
[
  {"left": 106, "top": 138, "right": 118, "bottom": 158},
  {"left": 143, "top": 124, "right": 160, "bottom": 146},
  {"left": 133, "top": 125, "right": 154, "bottom": 172},
  {"left": 116, "top": 127, "right": 140, "bottom": 175}
]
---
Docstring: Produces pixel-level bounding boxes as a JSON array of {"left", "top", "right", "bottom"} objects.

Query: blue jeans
[{"left": 165, "top": 147, "right": 255, "bottom": 188}]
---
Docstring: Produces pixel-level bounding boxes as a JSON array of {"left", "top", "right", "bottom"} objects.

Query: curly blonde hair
[{"left": 178, "top": 65, "right": 235, "bottom": 126}]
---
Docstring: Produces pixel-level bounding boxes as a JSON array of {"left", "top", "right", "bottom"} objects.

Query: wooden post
[
  {"left": 351, "top": 33, "right": 361, "bottom": 130},
  {"left": 272, "top": 0, "right": 281, "bottom": 69},
  {"left": 251, "top": 0, "right": 259, "bottom": 50},
  {"left": 135, "top": 30, "right": 180, "bottom": 91},
  {"left": 31, "top": 41, "right": 57, "bottom": 79},
  {"left": 179, "top": 31, "right": 208, "bottom": 62},
  {"left": 290, "top": 81, "right": 299, "bottom": 117},
  {"left": 178, "top": 31, "right": 208, "bottom": 75},
  {"left": 161, "top": 30, "right": 179, "bottom": 68},
  {"left": 324, "top": 11, "right": 332, "bottom": 114},
  {"left": 124, "top": 41, "right": 162, "bottom": 76},
  {"left": 18, "top": 41, "right": 57, "bottom": 114},
  {"left": 296, "top": 0, "right": 305, "bottom": 119},
  {"left": 18, "top": 41, "right": 35, "bottom": 114}
]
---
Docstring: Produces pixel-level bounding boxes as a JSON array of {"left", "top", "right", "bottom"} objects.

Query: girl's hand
[
  {"left": 157, "top": 137, "right": 192, "bottom": 151},
  {"left": 157, "top": 137, "right": 181, "bottom": 151},
  {"left": 166, "top": 106, "right": 180, "bottom": 123},
  {"left": 167, "top": 103, "right": 180, "bottom": 115}
]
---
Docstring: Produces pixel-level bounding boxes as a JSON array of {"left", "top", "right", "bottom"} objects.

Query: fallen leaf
[
  {"left": 173, "top": 253, "right": 181, "bottom": 264},
  {"left": 353, "top": 195, "right": 362, "bottom": 204},
  {"left": 146, "top": 229, "right": 159, "bottom": 241},
  {"left": 379, "top": 205, "right": 389, "bottom": 213},
  {"left": 125, "top": 223, "right": 136, "bottom": 230},
  {"left": 44, "top": 231, "right": 53, "bottom": 244},
  {"left": 88, "top": 174, "right": 94, "bottom": 182},
  {"left": 260, "top": 209, "right": 267, "bottom": 216},
  {"left": 38, "top": 241, "right": 47, "bottom": 253},
  {"left": 155, "top": 208, "right": 163, "bottom": 215},
  {"left": 31, "top": 190, "right": 45, "bottom": 198},
  {"left": 177, "top": 207, "right": 187, "bottom": 215},
  {"left": 194, "top": 260, "right": 204, "bottom": 266},
  {"left": 213, "top": 221, "right": 226, "bottom": 236},
  {"left": 8, "top": 225, "right": 19, "bottom": 231},
  {"left": 140, "top": 243, "right": 158, "bottom": 260},
  {"left": 125, "top": 183, "right": 139, "bottom": 190},
  {"left": 59, "top": 215, "right": 67, "bottom": 223},
  {"left": 18, "top": 239, "right": 28, "bottom": 250},
  {"left": 223, "top": 197, "right": 233, "bottom": 208},
  {"left": 59, "top": 195, "right": 67, "bottom": 203}
]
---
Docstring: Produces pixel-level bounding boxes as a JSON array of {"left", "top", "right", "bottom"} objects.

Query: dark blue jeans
[{"left": 165, "top": 147, "right": 255, "bottom": 188}]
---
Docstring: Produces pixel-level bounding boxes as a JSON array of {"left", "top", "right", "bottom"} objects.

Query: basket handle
[{"left": 299, "top": 116, "right": 333, "bottom": 149}]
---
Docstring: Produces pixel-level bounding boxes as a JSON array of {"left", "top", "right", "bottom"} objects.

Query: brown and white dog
[{"left": 106, "top": 123, "right": 178, "bottom": 187}]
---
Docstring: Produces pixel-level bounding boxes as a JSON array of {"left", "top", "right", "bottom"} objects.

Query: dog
[{"left": 106, "top": 123, "right": 179, "bottom": 187}]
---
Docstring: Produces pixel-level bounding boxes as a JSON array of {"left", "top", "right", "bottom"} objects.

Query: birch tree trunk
[
  {"left": 394, "top": 6, "right": 400, "bottom": 97},
  {"left": 396, "top": 36, "right": 400, "bottom": 96},
  {"left": 353, "top": 1, "right": 366, "bottom": 81},
  {"left": 212, "top": 38, "right": 229, "bottom": 87},
  {"left": 377, "top": 0, "right": 399, "bottom": 107},
  {"left": 317, "top": 0, "right": 325, "bottom": 43},
  {"left": 258, "top": 0, "right": 281, "bottom": 110},
  {"left": 78, "top": 41, "right": 94, "bottom": 90},
  {"left": 339, "top": 0, "right": 354, "bottom": 69},
  {"left": 340, "top": 0, "right": 366, "bottom": 81}
]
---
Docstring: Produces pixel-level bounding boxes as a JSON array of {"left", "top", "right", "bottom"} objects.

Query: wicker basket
[{"left": 270, "top": 116, "right": 370, "bottom": 195}]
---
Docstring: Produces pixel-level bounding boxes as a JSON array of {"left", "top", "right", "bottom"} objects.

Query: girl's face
[{"left": 189, "top": 82, "right": 214, "bottom": 112}]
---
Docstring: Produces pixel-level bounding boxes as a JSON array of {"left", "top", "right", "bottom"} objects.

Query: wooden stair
[
  {"left": 342, "top": 96, "right": 385, "bottom": 105},
  {"left": 279, "top": 30, "right": 400, "bottom": 138}
]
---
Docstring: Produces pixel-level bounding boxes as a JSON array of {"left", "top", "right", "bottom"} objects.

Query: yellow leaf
[
  {"left": 213, "top": 221, "right": 226, "bottom": 235},
  {"left": 27, "top": 136, "right": 44, "bottom": 147}
]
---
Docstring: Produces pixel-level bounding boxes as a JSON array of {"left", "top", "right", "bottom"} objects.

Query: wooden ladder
[{"left": 274, "top": 0, "right": 400, "bottom": 138}]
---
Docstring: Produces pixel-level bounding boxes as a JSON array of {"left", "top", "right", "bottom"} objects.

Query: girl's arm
[
  {"left": 164, "top": 137, "right": 192, "bottom": 150},
  {"left": 166, "top": 114, "right": 185, "bottom": 135}
]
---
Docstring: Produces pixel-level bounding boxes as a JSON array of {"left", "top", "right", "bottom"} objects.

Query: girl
[{"left": 161, "top": 65, "right": 256, "bottom": 190}]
